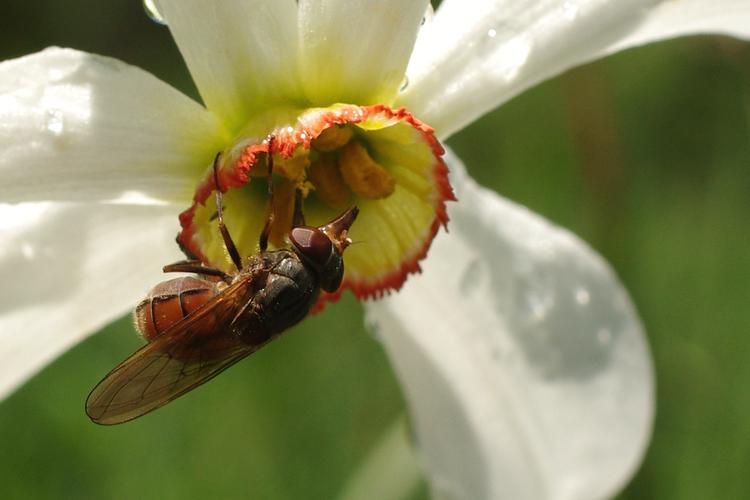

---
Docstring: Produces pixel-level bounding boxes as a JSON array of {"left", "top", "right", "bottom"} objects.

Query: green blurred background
[{"left": 1, "top": 1, "right": 749, "bottom": 499}]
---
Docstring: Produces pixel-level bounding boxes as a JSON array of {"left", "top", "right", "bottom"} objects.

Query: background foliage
[{"left": 1, "top": 1, "right": 749, "bottom": 499}]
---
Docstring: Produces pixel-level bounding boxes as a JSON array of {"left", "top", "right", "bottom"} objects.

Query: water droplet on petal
[
  {"left": 575, "top": 286, "right": 591, "bottom": 305},
  {"left": 45, "top": 109, "right": 64, "bottom": 136},
  {"left": 399, "top": 76, "right": 410, "bottom": 92},
  {"left": 459, "top": 257, "right": 482, "bottom": 295},
  {"left": 143, "top": 0, "right": 167, "bottom": 26},
  {"left": 487, "top": 28, "right": 497, "bottom": 39},
  {"left": 20, "top": 242, "right": 36, "bottom": 261},
  {"left": 525, "top": 287, "right": 554, "bottom": 322},
  {"left": 365, "top": 315, "right": 383, "bottom": 343},
  {"left": 420, "top": 3, "right": 434, "bottom": 26},
  {"left": 486, "top": 35, "right": 532, "bottom": 82}
]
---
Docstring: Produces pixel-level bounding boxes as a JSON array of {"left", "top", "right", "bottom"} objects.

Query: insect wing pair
[
  {"left": 86, "top": 273, "right": 260, "bottom": 424},
  {"left": 86, "top": 147, "right": 358, "bottom": 425}
]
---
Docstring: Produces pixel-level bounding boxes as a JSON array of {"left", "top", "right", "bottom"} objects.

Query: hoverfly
[{"left": 86, "top": 140, "right": 359, "bottom": 425}]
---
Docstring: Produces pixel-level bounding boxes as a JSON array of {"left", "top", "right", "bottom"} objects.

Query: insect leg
[
  {"left": 259, "top": 134, "right": 276, "bottom": 252},
  {"left": 162, "top": 260, "right": 232, "bottom": 283},
  {"left": 292, "top": 188, "right": 305, "bottom": 228},
  {"left": 212, "top": 153, "right": 244, "bottom": 271},
  {"left": 164, "top": 258, "right": 202, "bottom": 266}
]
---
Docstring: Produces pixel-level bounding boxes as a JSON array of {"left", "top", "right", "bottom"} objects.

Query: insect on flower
[{"left": 86, "top": 139, "right": 359, "bottom": 425}]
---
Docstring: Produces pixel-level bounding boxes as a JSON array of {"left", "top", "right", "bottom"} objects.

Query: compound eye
[{"left": 289, "top": 227, "right": 333, "bottom": 269}]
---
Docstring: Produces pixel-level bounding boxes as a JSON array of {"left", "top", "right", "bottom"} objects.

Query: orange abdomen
[{"left": 134, "top": 277, "right": 218, "bottom": 342}]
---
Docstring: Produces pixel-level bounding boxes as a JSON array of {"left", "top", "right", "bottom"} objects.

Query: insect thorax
[{"left": 238, "top": 250, "right": 320, "bottom": 342}]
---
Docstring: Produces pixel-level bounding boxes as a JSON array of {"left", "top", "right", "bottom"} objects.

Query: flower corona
[{"left": 178, "top": 104, "right": 454, "bottom": 306}]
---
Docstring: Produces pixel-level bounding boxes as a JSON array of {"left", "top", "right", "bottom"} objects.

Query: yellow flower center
[
  {"left": 242, "top": 124, "right": 398, "bottom": 248},
  {"left": 178, "top": 103, "right": 454, "bottom": 305}
]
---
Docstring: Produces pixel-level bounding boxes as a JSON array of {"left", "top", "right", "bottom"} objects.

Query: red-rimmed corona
[{"left": 178, "top": 104, "right": 455, "bottom": 309}]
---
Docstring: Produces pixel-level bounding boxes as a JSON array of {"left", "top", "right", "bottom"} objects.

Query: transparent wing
[{"left": 86, "top": 276, "right": 260, "bottom": 425}]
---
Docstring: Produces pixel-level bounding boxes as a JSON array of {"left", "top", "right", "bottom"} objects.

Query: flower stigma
[{"left": 178, "top": 103, "right": 455, "bottom": 306}]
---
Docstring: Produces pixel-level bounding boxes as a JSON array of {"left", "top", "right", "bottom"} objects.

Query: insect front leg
[
  {"left": 292, "top": 187, "right": 305, "bottom": 228},
  {"left": 212, "top": 153, "right": 244, "bottom": 271},
  {"left": 162, "top": 260, "right": 232, "bottom": 283}
]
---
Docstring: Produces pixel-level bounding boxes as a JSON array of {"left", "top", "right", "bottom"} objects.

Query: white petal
[
  {"left": 606, "top": 0, "right": 750, "bottom": 53},
  {"left": 0, "top": 202, "right": 183, "bottom": 400},
  {"left": 399, "top": 0, "right": 749, "bottom": 139},
  {"left": 0, "top": 48, "right": 226, "bottom": 204},
  {"left": 156, "top": 0, "right": 301, "bottom": 130},
  {"left": 366, "top": 151, "right": 654, "bottom": 500},
  {"left": 298, "top": 0, "right": 428, "bottom": 105},
  {"left": 337, "top": 417, "right": 422, "bottom": 500}
]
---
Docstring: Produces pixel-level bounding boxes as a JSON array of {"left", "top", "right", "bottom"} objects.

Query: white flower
[{"left": 0, "top": 0, "right": 747, "bottom": 498}]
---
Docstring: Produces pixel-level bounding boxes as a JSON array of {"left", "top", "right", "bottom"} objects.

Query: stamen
[
  {"left": 338, "top": 141, "right": 396, "bottom": 199},
  {"left": 179, "top": 103, "right": 453, "bottom": 306},
  {"left": 269, "top": 180, "right": 298, "bottom": 247},
  {"left": 312, "top": 125, "right": 354, "bottom": 152},
  {"left": 308, "top": 154, "right": 352, "bottom": 210}
]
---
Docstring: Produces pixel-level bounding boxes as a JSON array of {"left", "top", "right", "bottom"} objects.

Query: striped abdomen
[{"left": 134, "top": 276, "right": 219, "bottom": 342}]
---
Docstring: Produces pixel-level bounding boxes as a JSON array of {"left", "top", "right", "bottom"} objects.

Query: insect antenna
[
  {"left": 213, "top": 153, "right": 244, "bottom": 271},
  {"left": 259, "top": 135, "right": 276, "bottom": 252}
]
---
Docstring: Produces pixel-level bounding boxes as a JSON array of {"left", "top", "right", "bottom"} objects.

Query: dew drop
[
  {"left": 399, "top": 76, "right": 410, "bottom": 92},
  {"left": 143, "top": 0, "right": 167, "bottom": 26},
  {"left": 458, "top": 257, "right": 482, "bottom": 295},
  {"left": 20, "top": 242, "right": 36, "bottom": 261},
  {"left": 525, "top": 288, "right": 554, "bottom": 322},
  {"left": 575, "top": 286, "right": 591, "bottom": 305},
  {"left": 365, "top": 315, "right": 383, "bottom": 343},
  {"left": 487, "top": 35, "right": 532, "bottom": 82},
  {"left": 420, "top": 3, "right": 434, "bottom": 26},
  {"left": 45, "top": 109, "right": 64, "bottom": 136},
  {"left": 487, "top": 28, "right": 497, "bottom": 39}
]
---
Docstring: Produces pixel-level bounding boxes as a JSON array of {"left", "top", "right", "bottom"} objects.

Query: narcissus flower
[{"left": 1, "top": 0, "right": 748, "bottom": 498}]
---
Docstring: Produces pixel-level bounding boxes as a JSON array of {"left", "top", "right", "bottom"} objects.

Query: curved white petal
[
  {"left": 298, "top": 0, "right": 428, "bottom": 105},
  {"left": 366, "top": 151, "right": 654, "bottom": 500},
  {"left": 399, "top": 0, "right": 749, "bottom": 140},
  {"left": 337, "top": 417, "right": 422, "bottom": 500},
  {"left": 606, "top": 0, "right": 750, "bottom": 54},
  {"left": 156, "top": 0, "right": 301, "bottom": 130},
  {"left": 0, "top": 47, "right": 226, "bottom": 204},
  {"left": 0, "top": 202, "right": 182, "bottom": 400}
]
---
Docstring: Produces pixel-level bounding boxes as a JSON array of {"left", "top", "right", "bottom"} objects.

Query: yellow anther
[
  {"left": 338, "top": 141, "right": 396, "bottom": 199},
  {"left": 313, "top": 125, "right": 354, "bottom": 152},
  {"left": 308, "top": 154, "right": 352, "bottom": 210}
]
